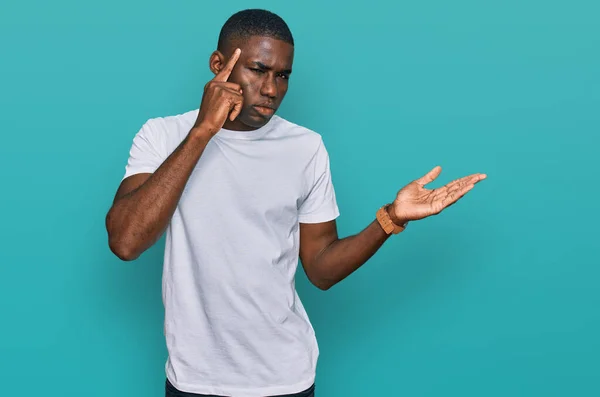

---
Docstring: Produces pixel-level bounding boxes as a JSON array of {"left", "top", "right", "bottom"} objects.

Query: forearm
[
  {"left": 106, "top": 127, "right": 211, "bottom": 260},
  {"left": 311, "top": 219, "right": 392, "bottom": 290}
]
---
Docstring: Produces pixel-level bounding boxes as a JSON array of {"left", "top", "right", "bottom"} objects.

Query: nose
[{"left": 260, "top": 75, "right": 277, "bottom": 99}]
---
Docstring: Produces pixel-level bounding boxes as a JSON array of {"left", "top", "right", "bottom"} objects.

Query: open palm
[{"left": 390, "top": 166, "right": 487, "bottom": 224}]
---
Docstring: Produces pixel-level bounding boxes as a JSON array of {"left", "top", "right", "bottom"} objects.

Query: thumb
[
  {"left": 229, "top": 96, "right": 243, "bottom": 121},
  {"left": 415, "top": 166, "right": 442, "bottom": 186}
]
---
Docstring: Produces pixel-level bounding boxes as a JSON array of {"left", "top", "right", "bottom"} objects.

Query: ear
[{"left": 208, "top": 50, "right": 225, "bottom": 76}]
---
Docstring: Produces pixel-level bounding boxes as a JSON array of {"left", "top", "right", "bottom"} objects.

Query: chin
[{"left": 239, "top": 112, "right": 273, "bottom": 129}]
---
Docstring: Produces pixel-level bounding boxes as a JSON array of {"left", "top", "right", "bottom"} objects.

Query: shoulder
[
  {"left": 135, "top": 109, "right": 198, "bottom": 153},
  {"left": 269, "top": 115, "right": 327, "bottom": 154},
  {"left": 140, "top": 108, "right": 198, "bottom": 137}
]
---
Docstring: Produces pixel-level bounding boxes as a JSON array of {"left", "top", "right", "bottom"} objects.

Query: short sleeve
[
  {"left": 122, "top": 119, "right": 166, "bottom": 180},
  {"left": 298, "top": 138, "right": 340, "bottom": 223}
]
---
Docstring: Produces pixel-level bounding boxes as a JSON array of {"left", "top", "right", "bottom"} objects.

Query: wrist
[
  {"left": 188, "top": 125, "right": 214, "bottom": 143},
  {"left": 386, "top": 204, "right": 408, "bottom": 227},
  {"left": 376, "top": 204, "right": 408, "bottom": 235}
]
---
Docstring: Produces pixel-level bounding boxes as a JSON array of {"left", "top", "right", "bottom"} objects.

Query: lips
[{"left": 252, "top": 104, "right": 276, "bottom": 117}]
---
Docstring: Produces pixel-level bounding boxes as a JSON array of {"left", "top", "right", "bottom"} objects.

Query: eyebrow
[{"left": 252, "top": 61, "right": 292, "bottom": 75}]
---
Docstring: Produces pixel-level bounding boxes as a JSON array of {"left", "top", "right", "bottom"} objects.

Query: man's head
[{"left": 209, "top": 9, "right": 294, "bottom": 131}]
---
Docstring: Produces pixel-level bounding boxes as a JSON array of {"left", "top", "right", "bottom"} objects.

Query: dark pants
[{"left": 165, "top": 379, "right": 315, "bottom": 397}]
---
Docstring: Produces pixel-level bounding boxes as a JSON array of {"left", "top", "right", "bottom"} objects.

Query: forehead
[{"left": 236, "top": 36, "right": 294, "bottom": 69}]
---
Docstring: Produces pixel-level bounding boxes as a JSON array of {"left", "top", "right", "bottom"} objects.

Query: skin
[
  {"left": 300, "top": 166, "right": 486, "bottom": 290},
  {"left": 209, "top": 35, "right": 294, "bottom": 131},
  {"left": 105, "top": 35, "right": 487, "bottom": 291}
]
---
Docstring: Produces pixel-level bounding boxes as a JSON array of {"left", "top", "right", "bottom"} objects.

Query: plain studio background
[{"left": 1, "top": 0, "right": 598, "bottom": 396}]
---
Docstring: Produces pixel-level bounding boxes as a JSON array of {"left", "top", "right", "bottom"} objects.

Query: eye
[
  {"left": 278, "top": 73, "right": 289, "bottom": 80},
  {"left": 249, "top": 68, "right": 264, "bottom": 74}
]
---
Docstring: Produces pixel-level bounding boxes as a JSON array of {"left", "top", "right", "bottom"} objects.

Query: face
[{"left": 210, "top": 36, "right": 294, "bottom": 131}]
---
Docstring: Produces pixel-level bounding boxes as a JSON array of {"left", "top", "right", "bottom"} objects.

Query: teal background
[{"left": 1, "top": 0, "right": 598, "bottom": 395}]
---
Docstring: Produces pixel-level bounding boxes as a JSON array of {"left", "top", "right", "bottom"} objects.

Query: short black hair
[{"left": 217, "top": 9, "right": 294, "bottom": 51}]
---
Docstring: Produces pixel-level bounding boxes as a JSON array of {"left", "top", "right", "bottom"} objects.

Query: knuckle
[{"left": 206, "top": 82, "right": 220, "bottom": 93}]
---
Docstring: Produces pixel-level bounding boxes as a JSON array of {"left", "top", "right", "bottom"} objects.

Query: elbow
[
  {"left": 109, "top": 237, "right": 140, "bottom": 261},
  {"left": 108, "top": 241, "right": 139, "bottom": 262},
  {"left": 313, "top": 277, "right": 335, "bottom": 291},
  {"left": 106, "top": 213, "right": 140, "bottom": 262},
  {"left": 306, "top": 266, "right": 335, "bottom": 291}
]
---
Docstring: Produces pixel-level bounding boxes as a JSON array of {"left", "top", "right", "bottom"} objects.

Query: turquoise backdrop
[{"left": 1, "top": 0, "right": 598, "bottom": 395}]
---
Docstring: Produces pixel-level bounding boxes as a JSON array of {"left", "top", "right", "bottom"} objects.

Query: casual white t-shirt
[{"left": 122, "top": 109, "right": 340, "bottom": 397}]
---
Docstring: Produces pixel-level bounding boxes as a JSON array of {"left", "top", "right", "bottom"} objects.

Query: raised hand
[
  {"left": 194, "top": 48, "right": 243, "bottom": 135},
  {"left": 388, "top": 166, "right": 487, "bottom": 225}
]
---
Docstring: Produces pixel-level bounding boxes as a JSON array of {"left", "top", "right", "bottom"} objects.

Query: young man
[{"left": 105, "top": 9, "right": 486, "bottom": 397}]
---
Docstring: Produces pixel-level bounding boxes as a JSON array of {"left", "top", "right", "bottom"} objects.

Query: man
[{"left": 105, "top": 9, "right": 486, "bottom": 397}]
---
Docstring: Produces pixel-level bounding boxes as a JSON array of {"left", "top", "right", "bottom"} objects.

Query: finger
[
  {"left": 446, "top": 185, "right": 464, "bottom": 199},
  {"left": 222, "top": 88, "right": 243, "bottom": 120},
  {"left": 221, "top": 86, "right": 243, "bottom": 97},
  {"left": 467, "top": 173, "right": 487, "bottom": 185},
  {"left": 209, "top": 81, "right": 243, "bottom": 93},
  {"left": 444, "top": 174, "right": 476, "bottom": 190},
  {"left": 439, "top": 186, "right": 465, "bottom": 205},
  {"left": 430, "top": 172, "right": 485, "bottom": 202},
  {"left": 214, "top": 48, "right": 241, "bottom": 82},
  {"left": 441, "top": 184, "right": 474, "bottom": 207},
  {"left": 446, "top": 177, "right": 476, "bottom": 195},
  {"left": 415, "top": 166, "right": 442, "bottom": 186},
  {"left": 466, "top": 173, "right": 486, "bottom": 184},
  {"left": 433, "top": 184, "right": 470, "bottom": 209},
  {"left": 229, "top": 98, "right": 243, "bottom": 121},
  {"left": 444, "top": 173, "right": 485, "bottom": 190}
]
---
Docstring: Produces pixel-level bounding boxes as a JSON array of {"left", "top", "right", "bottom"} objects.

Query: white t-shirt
[{"left": 122, "top": 109, "right": 340, "bottom": 397}]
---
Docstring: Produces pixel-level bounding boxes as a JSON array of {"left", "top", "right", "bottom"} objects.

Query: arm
[
  {"left": 106, "top": 48, "right": 244, "bottom": 261},
  {"left": 106, "top": 129, "right": 212, "bottom": 261},
  {"left": 299, "top": 217, "right": 390, "bottom": 290},
  {"left": 299, "top": 166, "right": 487, "bottom": 290}
]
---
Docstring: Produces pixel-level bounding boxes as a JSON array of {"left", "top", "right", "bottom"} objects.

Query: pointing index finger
[{"left": 214, "top": 48, "right": 241, "bottom": 82}]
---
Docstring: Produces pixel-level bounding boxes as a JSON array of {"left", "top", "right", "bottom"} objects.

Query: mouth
[{"left": 252, "top": 105, "right": 276, "bottom": 117}]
